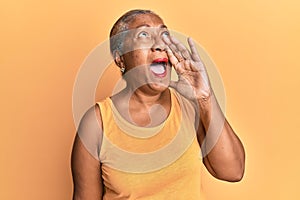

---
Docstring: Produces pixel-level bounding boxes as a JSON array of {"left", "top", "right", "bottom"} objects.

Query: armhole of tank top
[{"left": 95, "top": 102, "right": 104, "bottom": 162}]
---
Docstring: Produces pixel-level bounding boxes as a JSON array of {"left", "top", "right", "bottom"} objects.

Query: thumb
[{"left": 169, "top": 80, "right": 178, "bottom": 89}]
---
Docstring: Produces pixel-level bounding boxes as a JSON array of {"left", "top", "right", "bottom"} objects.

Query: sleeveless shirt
[{"left": 97, "top": 89, "right": 205, "bottom": 199}]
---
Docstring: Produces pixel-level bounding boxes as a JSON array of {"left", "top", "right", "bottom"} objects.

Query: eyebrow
[{"left": 135, "top": 24, "right": 168, "bottom": 29}]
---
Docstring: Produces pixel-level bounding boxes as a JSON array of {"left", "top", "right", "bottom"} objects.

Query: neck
[
  {"left": 126, "top": 86, "right": 168, "bottom": 107},
  {"left": 110, "top": 86, "right": 171, "bottom": 127},
  {"left": 132, "top": 90, "right": 162, "bottom": 106}
]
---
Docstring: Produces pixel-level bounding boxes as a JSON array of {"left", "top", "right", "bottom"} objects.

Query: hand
[{"left": 163, "top": 36, "right": 212, "bottom": 101}]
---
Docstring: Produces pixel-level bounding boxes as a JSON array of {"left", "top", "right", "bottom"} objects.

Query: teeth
[{"left": 150, "top": 63, "right": 165, "bottom": 74}]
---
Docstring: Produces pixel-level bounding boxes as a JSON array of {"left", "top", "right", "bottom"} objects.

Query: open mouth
[{"left": 150, "top": 58, "right": 168, "bottom": 77}]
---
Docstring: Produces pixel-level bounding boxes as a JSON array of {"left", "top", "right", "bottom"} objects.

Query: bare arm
[
  {"left": 197, "top": 94, "right": 245, "bottom": 182},
  {"left": 163, "top": 36, "right": 245, "bottom": 182},
  {"left": 71, "top": 105, "right": 104, "bottom": 199}
]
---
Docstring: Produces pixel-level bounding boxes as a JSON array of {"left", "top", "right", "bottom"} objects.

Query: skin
[
  {"left": 72, "top": 13, "right": 245, "bottom": 199},
  {"left": 163, "top": 35, "right": 245, "bottom": 181},
  {"left": 112, "top": 14, "right": 173, "bottom": 127}
]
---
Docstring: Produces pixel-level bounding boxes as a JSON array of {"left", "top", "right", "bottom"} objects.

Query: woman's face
[{"left": 120, "top": 13, "right": 171, "bottom": 93}]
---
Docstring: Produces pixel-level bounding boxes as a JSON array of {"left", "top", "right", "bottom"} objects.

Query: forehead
[{"left": 127, "top": 13, "right": 166, "bottom": 29}]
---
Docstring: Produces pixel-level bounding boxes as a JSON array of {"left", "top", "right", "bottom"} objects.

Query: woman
[{"left": 71, "top": 9, "right": 245, "bottom": 200}]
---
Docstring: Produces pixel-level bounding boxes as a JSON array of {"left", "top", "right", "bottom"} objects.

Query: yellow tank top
[{"left": 97, "top": 89, "right": 204, "bottom": 199}]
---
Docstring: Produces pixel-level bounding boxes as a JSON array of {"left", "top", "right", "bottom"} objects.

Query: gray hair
[{"left": 109, "top": 9, "right": 160, "bottom": 57}]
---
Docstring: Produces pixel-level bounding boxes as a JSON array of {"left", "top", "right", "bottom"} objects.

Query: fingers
[
  {"left": 163, "top": 36, "right": 190, "bottom": 62},
  {"left": 163, "top": 35, "right": 190, "bottom": 74},
  {"left": 170, "top": 36, "right": 191, "bottom": 60},
  {"left": 163, "top": 35, "right": 205, "bottom": 73},
  {"left": 187, "top": 37, "right": 206, "bottom": 72},
  {"left": 187, "top": 37, "right": 201, "bottom": 62},
  {"left": 166, "top": 48, "right": 185, "bottom": 74}
]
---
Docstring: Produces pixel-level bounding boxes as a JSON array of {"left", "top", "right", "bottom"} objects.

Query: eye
[
  {"left": 138, "top": 31, "right": 150, "bottom": 38},
  {"left": 162, "top": 31, "right": 170, "bottom": 37}
]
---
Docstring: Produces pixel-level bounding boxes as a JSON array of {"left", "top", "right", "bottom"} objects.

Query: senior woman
[{"left": 71, "top": 9, "right": 245, "bottom": 200}]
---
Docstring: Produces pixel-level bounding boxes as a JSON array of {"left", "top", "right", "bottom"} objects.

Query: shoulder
[
  {"left": 78, "top": 104, "right": 103, "bottom": 132},
  {"left": 76, "top": 103, "right": 103, "bottom": 161}
]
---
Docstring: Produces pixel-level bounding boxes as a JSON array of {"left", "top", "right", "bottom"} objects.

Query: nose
[{"left": 151, "top": 36, "right": 166, "bottom": 52}]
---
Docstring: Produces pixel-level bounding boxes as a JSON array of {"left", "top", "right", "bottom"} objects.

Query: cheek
[
  {"left": 131, "top": 50, "right": 149, "bottom": 66},
  {"left": 123, "top": 50, "right": 149, "bottom": 70}
]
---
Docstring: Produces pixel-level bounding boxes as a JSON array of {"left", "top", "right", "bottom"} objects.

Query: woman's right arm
[{"left": 71, "top": 105, "right": 104, "bottom": 199}]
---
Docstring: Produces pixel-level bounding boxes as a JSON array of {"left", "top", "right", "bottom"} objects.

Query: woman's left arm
[
  {"left": 163, "top": 36, "right": 245, "bottom": 182},
  {"left": 196, "top": 93, "right": 245, "bottom": 182}
]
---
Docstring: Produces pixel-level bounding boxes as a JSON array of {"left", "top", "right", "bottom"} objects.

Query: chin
[
  {"left": 146, "top": 69, "right": 171, "bottom": 92},
  {"left": 148, "top": 82, "right": 169, "bottom": 92}
]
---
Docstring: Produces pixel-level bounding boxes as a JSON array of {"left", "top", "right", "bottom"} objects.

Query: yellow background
[{"left": 1, "top": 0, "right": 300, "bottom": 199}]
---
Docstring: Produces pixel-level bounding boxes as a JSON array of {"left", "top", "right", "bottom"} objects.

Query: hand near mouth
[{"left": 163, "top": 36, "right": 212, "bottom": 102}]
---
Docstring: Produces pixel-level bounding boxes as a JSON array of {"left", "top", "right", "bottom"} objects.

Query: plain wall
[{"left": 1, "top": 0, "right": 300, "bottom": 199}]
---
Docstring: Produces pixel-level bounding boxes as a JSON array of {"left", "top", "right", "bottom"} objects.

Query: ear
[{"left": 114, "top": 50, "right": 125, "bottom": 69}]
